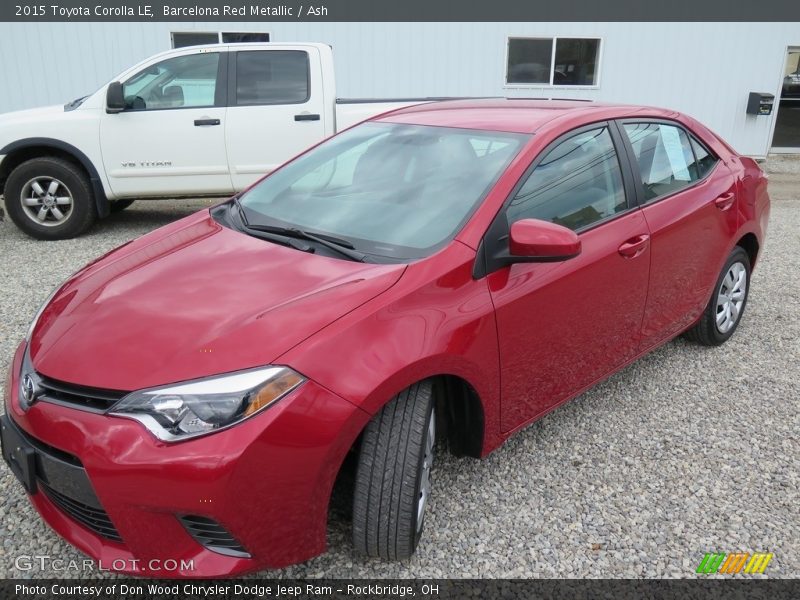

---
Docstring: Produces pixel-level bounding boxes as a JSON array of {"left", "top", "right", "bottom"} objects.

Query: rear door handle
[
  {"left": 714, "top": 192, "right": 735, "bottom": 211},
  {"left": 294, "top": 113, "right": 320, "bottom": 121},
  {"left": 618, "top": 234, "right": 650, "bottom": 259},
  {"left": 194, "top": 119, "right": 220, "bottom": 126}
]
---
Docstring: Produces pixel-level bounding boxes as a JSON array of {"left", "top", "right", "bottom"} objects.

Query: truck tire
[
  {"left": 4, "top": 157, "right": 96, "bottom": 240},
  {"left": 352, "top": 381, "right": 436, "bottom": 560}
]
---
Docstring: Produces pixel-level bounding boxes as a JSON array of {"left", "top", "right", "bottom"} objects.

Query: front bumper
[{"left": 3, "top": 341, "right": 370, "bottom": 577}]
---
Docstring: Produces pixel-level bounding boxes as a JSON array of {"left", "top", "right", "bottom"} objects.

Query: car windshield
[{"left": 238, "top": 122, "right": 530, "bottom": 259}]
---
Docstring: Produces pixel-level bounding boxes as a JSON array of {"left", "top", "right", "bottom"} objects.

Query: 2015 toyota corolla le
[{"left": 2, "top": 100, "right": 769, "bottom": 577}]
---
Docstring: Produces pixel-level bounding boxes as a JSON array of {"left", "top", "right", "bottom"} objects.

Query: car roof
[{"left": 376, "top": 98, "right": 673, "bottom": 134}]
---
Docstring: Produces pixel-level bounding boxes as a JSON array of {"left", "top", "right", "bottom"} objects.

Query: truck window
[
  {"left": 235, "top": 50, "right": 310, "bottom": 106},
  {"left": 122, "top": 53, "right": 220, "bottom": 111}
]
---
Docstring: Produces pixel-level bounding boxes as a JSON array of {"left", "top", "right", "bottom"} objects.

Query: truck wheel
[
  {"left": 684, "top": 247, "right": 750, "bottom": 346},
  {"left": 4, "top": 157, "right": 96, "bottom": 240},
  {"left": 109, "top": 199, "right": 135, "bottom": 213},
  {"left": 352, "top": 381, "right": 436, "bottom": 560}
]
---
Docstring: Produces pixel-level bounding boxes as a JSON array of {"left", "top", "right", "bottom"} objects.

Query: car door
[
  {"left": 100, "top": 49, "right": 233, "bottom": 198},
  {"left": 617, "top": 120, "right": 736, "bottom": 349},
  {"left": 224, "top": 47, "right": 327, "bottom": 190},
  {"left": 483, "top": 123, "right": 651, "bottom": 433}
]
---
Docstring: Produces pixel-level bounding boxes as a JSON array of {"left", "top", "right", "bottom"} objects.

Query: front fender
[
  {"left": 0, "top": 137, "right": 110, "bottom": 217},
  {"left": 279, "top": 243, "right": 504, "bottom": 455}
]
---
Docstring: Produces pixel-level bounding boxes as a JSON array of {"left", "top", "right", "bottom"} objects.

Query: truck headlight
[{"left": 110, "top": 367, "right": 305, "bottom": 442}]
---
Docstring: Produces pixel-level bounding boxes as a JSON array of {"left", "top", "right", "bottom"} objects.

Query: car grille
[
  {"left": 37, "top": 374, "right": 127, "bottom": 412},
  {"left": 40, "top": 481, "right": 122, "bottom": 542},
  {"left": 179, "top": 515, "right": 250, "bottom": 558}
]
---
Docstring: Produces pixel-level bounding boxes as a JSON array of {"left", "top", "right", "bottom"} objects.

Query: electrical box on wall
[{"left": 747, "top": 92, "right": 774, "bottom": 116}]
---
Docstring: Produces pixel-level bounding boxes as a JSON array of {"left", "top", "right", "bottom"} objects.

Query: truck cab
[{"left": 0, "top": 43, "right": 419, "bottom": 239}]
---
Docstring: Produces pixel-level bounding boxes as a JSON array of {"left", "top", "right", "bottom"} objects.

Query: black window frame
[
  {"left": 120, "top": 51, "right": 228, "bottom": 113},
  {"left": 228, "top": 49, "right": 311, "bottom": 107},
  {"left": 474, "top": 120, "right": 638, "bottom": 278},
  {"left": 615, "top": 118, "right": 721, "bottom": 207}
]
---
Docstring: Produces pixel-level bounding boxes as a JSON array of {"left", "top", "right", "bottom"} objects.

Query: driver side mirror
[
  {"left": 106, "top": 82, "right": 125, "bottom": 114},
  {"left": 508, "top": 219, "right": 581, "bottom": 262}
]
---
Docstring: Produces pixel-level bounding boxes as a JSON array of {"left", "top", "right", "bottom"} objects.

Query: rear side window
[
  {"left": 235, "top": 51, "right": 309, "bottom": 106},
  {"left": 689, "top": 136, "right": 718, "bottom": 179},
  {"left": 623, "top": 123, "right": 717, "bottom": 202},
  {"left": 507, "top": 126, "right": 627, "bottom": 231}
]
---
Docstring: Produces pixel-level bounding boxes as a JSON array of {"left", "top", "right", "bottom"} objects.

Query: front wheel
[
  {"left": 684, "top": 246, "right": 751, "bottom": 346},
  {"left": 352, "top": 381, "right": 436, "bottom": 560},
  {"left": 4, "top": 157, "right": 96, "bottom": 240}
]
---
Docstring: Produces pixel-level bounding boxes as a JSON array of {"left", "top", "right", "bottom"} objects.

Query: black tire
[
  {"left": 352, "top": 381, "right": 436, "bottom": 560},
  {"left": 4, "top": 157, "right": 96, "bottom": 240},
  {"left": 109, "top": 198, "right": 136, "bottom": 213},
  {"left": 684, "top": 246, "right": 751, "bottom": 346}
]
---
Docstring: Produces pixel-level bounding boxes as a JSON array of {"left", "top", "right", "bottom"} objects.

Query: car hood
[{"left": 29, "top": 212, "right": 406, "bottom": 391}]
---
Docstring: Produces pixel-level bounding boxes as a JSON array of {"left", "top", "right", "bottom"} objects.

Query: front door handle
[
  {"left": 194, "top": 119, "right": 221, "bottom": 126},
  {"left": 714, "top": 192, "right": 735, "bottom": 211},
  {"left": 294, "top": 113, "right": 321, "bottom": 121},
  {"left": 618, "top": 234, "right": 650, "bottom": 259}
]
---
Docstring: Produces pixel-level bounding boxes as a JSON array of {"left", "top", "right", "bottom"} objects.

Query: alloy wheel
[
  {"left": 715, "top": 261, "right": 747, "bottom": 334},
  {"left": 416, "top": 410, "right": 435, "bottom": 532},
  {"left": 20, "top": 177, "right": 74, "bottom": 227}
]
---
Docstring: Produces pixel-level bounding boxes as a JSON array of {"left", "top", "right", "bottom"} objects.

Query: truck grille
[
  {"left": 180, "top": 515, "right": 250, "bottom": 558},
  {"left": 40, "top": 481, "right": 122, "bottom": 542}
]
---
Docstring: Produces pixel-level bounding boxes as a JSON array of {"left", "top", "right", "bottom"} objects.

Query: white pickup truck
[{"left": 0, "top": 43, "right": 435, "bottom": 239}]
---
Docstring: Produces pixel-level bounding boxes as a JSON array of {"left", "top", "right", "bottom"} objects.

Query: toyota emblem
[{"left": 21, "top": 374, "right": 39, "bottom": 407}]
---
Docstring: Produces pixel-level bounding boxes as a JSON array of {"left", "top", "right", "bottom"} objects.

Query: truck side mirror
[{"left": 106, "top": 82, "right": 125, "bottom": 114}]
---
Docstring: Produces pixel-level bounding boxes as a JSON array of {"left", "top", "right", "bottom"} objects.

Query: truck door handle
[
  {"left": 294, "top": 113, "right": 320, "bottom": 121},
  {"left": 618, "top": 234, "right": 650, "bottom": 259},
  {"left": 194, "top": 119, "right": 220, "bottom": 126},
  {"left": 714, "top": 192, "right": 735, "bottom": 211}
]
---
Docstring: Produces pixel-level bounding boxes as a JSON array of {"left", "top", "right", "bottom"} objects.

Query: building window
[
  {"left": 171, "top": 31, "right": 270, "bottom": 49},
  {"left": 221, "top": 32, "right": 270, "bottom": 44},
  {"left": 506, "top": 37, "right": 600, "bottom": 87}
]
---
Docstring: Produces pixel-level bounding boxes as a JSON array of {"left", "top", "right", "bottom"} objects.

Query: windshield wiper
[
  {"left": 227, "top": 198, "right": 314, "bottom": 252},
  {"left": 246, "top": 224, "right": 367, "bottom": 262}
]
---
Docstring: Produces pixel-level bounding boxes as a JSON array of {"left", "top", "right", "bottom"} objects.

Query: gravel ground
[{"left": 0, "top": 179, "right": 798, "bottom": 579}]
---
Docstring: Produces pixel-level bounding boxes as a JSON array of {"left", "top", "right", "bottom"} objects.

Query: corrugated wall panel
[{"left": 0, "top": 22, "right": 797, "bottom": 155}]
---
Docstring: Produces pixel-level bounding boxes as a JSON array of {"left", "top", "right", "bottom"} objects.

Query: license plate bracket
[{"left": 1, "top": 415, "right": 38, "bottom": 494}]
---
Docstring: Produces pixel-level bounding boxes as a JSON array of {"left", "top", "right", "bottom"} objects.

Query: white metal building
[{"left": 0, "top": 21, "right": 797, "bottom": 157}]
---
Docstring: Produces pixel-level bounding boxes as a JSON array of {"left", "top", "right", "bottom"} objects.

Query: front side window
[
  {"left": 235, "top": 51, "right": 309, "bottom": 106},
  {"left": 623, "top": 123, "right": 713, "bottom": 201},
  {"left": 238, "top": 123, "right": 529, "bottom": 259},
  {"left": 507, "top": 126, "right": 627, "bottom": 231},
  {"left": 507, "top": 37, "right": 601, "bottom": 86},
  {"left": 122, "top": 53, "right": 219, "bottom": 110}
]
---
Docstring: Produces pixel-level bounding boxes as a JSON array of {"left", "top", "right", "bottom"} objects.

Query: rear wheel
[
  {"left": 4, "top": 157, "right": 96, "bottom": 240},
  {"left": 684, "top": 247, "right": 750, "bottom": 346},
  {"left": 352, "top": 381, "right": 436, "bottom": 560}
]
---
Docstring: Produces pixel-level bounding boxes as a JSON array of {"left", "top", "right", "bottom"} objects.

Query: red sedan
[{"left": 2, "top": 100, "right": 769, "bottom": 576}]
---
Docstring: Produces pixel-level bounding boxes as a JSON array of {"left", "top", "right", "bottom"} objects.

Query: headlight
[{"left": 110, "top": 367, "right": 305, "bottom": 442}]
